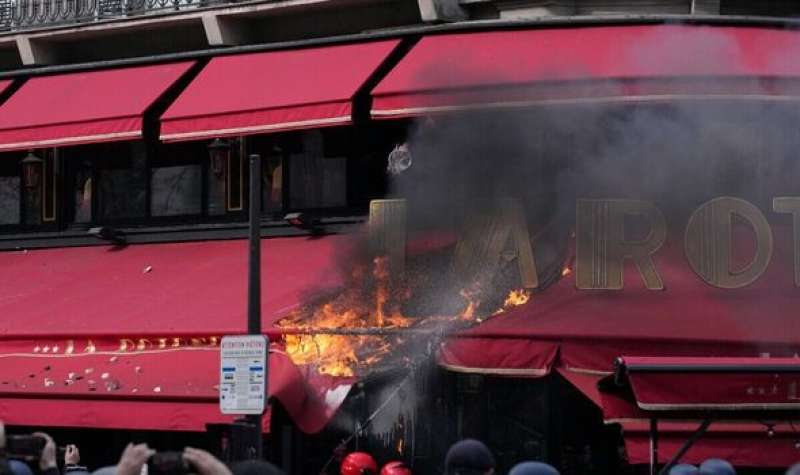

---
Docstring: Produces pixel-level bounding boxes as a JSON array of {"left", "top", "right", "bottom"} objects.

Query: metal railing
[{"left": 0, "top": 0, "right": 225, "bottom": 31}]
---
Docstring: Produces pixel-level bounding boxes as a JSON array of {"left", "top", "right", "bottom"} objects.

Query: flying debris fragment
[{"left": 387, "top": 143, "right": 412, "bottom": 176}]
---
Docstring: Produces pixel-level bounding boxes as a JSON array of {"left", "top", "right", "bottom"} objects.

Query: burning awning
[
  {"left": 441, "top": 227, "right": 800, "bottom": 466},
  {"left": 0, "top": 62, "right": 195, "bottom": 151},
  {"left": 159, "top": 40, "right": 400, "bottom": 142},
  {"left": 371, "top": 25, "right": 800, "bottom": 118},
  {"left": 440, "top": 230, "right": 799, "bottom": 377},
  {"left": 0, "top": 237, "right": 353, "bottom": 432}
]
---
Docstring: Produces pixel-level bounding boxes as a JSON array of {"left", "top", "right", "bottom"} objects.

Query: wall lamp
[
  {"left": 284, "top": 212, "right": 323, "bottom": 235},
  {"left": 88, "top": 226, "right": 126, "bottom": 245}
]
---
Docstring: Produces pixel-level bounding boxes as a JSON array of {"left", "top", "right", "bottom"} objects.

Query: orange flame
[
  {"left": 503, "top": 289, "right": 531, "bottom": 307},
  {"left": 280, "top": 256, "right": 413, "bottom": 377},
  {"left": 280, "top": 257, "right": 538, "bottom": 376}
]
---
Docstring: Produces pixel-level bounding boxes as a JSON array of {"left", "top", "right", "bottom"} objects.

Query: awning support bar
[
  {"left": 649, "top": 418, "right": 658, "bottom": 475},
  {"left": 657, "top": 418, "right": 713, "bottom": 475}
]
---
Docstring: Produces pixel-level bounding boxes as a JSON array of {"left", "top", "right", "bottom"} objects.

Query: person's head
[
  {"left": 508, "top": 461, "right": 559, "bottom": 475},
  {"left": 340, "top": 452, "right": 377, "bottom": 475},
  {"left": 786, "top": 463, "right": 800, "bottom": 475},
  {"left": 231, "top": 460, "right": 286, "bottom": 475},
  {"left": 444, "top": 439, "right": 495, "bottom": 475},
  {"left": 669, "top": 464, "right": 699, "bottom": 475},
  {"left": 699, "top": 458, "right": 735, "bottom": 475},
  {"left": 380, "top": 461, "right": 411, "bottom": 475}
]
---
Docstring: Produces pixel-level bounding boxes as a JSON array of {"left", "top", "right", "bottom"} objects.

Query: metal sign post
[{"left": 217, "top": 153, "right": 268, "bottom": 461}]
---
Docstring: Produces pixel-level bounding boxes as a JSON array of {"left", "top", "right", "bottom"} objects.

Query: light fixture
[
  {"left": 207, "top": 138, "right": 232, "bottom": 177},
  {"left": 20, "top": 150, "right": 44, "bottom": 189},
  {"left": 284, "top": 212, "right": 323, "bottom": 234},
  {"left": 88, "top": 226, "right": 126, "bottom": 245}
]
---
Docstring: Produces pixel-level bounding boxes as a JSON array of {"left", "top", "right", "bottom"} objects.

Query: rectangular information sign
[{"left": 220, "top": 335, "right": 268, "bottom": 415}]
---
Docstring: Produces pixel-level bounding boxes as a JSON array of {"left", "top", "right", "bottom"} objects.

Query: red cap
[
  {"left": 381, "top": 461, "right": 412, "bottom": 475},
  {"left": 341, "top": 452, "right": 378, "bottom": 475}
]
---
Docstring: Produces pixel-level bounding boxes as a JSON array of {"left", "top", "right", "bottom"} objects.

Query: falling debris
[
  {"left": 43, "top": 378, "right": 55, "bottom": 387},
  {"left": 143, "top": 265, "right": 153, "bottom": 273},
  {"left": 100, "top": 373, "right": 110, "bottom": 380},
  {"left": 84, "top": 368, "right": 94, "bottom": 374},
  {"left": 109, "top": 356, "right": 118, "bottom": 363},
  {"left": 134, "top": 366, "right": 142, "bottom": 374},
  {"left": 153, "top": 386, "right": 162, "bottom": 393}
]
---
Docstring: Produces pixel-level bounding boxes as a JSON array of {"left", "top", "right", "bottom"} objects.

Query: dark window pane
[
  {"left": 228, "top": 150, "right": 243, "bottom": 211},
  {"left": 262, "top": 156, "right": 283, "bottom": 214},
  {"left": 0, "top": 176, "right": 20, "bottom": 225},
  {"left": 289, "top": 154, "right": 347, "bottom": 209},
  {"left": 42, "top": 151, "right": 56, "bottom": 222},
  {"left": 98, "top": 168, "right": 146, "bottom": 220},
  {"left": 73, "top": 173, "right": 92, "bottom": 224},
  {"left": 150, "top": 165, "right": 203, "bottom": 216}
]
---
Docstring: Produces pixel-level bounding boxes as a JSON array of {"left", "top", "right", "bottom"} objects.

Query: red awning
[
  {"left": 160, "top": 40, "right": 400, "bottom": 142},
  {"left": 372, "top": 25, "right": 800, "bottom": 118},
  {"left": 559, "top": 366, "right": 800, "bottom": 467},
  {"left": 439, "top": 228, "right": 799, "bottom": 376},
  {"left": 0, "top": 80, "right": 13, "bottom": 98},
  {"left": 620, "top": 420, "right": 800, "bottom": 468},
  {"left": 0, "top": 62, "right": 194, "bottom": 151},
  {"left": 0, "top": 236, "right": 354, "bottom": 432},
  {"left": 617, "top": 356, "right": 800, "bottom": 411}
]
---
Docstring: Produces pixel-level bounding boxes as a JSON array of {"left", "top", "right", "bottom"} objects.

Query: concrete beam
[
  {"left": 16, "top": 36, "right": 56, "bottom": 66},
  {"left": 417, "top": 0, "right": 467, "bottom": 21},
  {"left": 202, "top": 12, "right": 247, "bottom": 46}
]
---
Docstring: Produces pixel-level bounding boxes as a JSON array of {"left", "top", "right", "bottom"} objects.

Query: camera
[
  {"left": 147, "top": 452, "right": 192, "bottom": 475},
  {"left": 5, "top": 435, "right": 46, "bottom": 460}
]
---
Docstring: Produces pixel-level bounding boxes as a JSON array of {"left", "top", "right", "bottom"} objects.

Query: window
[
  {"left": 63, "top": 141, "right": 147, "bottom": 225},
  {"left": 249, "top": 128, "right": 351, "bottom": 218},
  {"left": 150, "top": 165, "right": 202, "bottom": 216},
  {"left": 289, "top": 130, "right": 347, "bottom": 210},
  {"left": 0, "top": 158, "right": 20, "bottom": 226},
  {"left": 0, "top": 149, "right": 58, "bottom": 230},
  {"left": 150, "top": 141, "right": 206, "bottom": 218}
]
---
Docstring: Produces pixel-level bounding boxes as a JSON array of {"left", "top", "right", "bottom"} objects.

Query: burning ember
[
  {"left": 503, "top": 289, "right": 530, "bottom": 307},
  {"left": 279, "top": 256, "right": 538, "bottom": 377}
]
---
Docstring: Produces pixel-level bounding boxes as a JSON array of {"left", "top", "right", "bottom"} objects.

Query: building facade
[{"left": 1, "top": 1, "right": 800, "bottom": 474}]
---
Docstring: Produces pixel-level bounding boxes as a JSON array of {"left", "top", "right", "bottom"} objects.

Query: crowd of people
[{"left": 2, "top": 424, "right": 800, "bottom": 475}]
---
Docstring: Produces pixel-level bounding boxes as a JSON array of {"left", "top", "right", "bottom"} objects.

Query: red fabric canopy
[
  {"left": 0, "top": 236, "right": 355, "bottom": 432},
  {"left": 372, "top": 25, "right": 800, "bottom": 118},
  {"left": 619, "top": 356, "right": 800, "bottom": 411},
  {"left": 0, "top": 62, "right": 194, "bottom": 151},
  {"left": 440, "top": 228, "right": 799, "bottom": 376},
  {"left": 448, "top": 227, "right": 800, "bottom": 467},
  {"left": 621, "top": 420, "right": 800, "bottom": 468},
  {"left": 160, "top": 40, "right": 400, "bottom": 142},
  {"left": 559, "top": 368, "right": 800, "bottom": 467}
]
